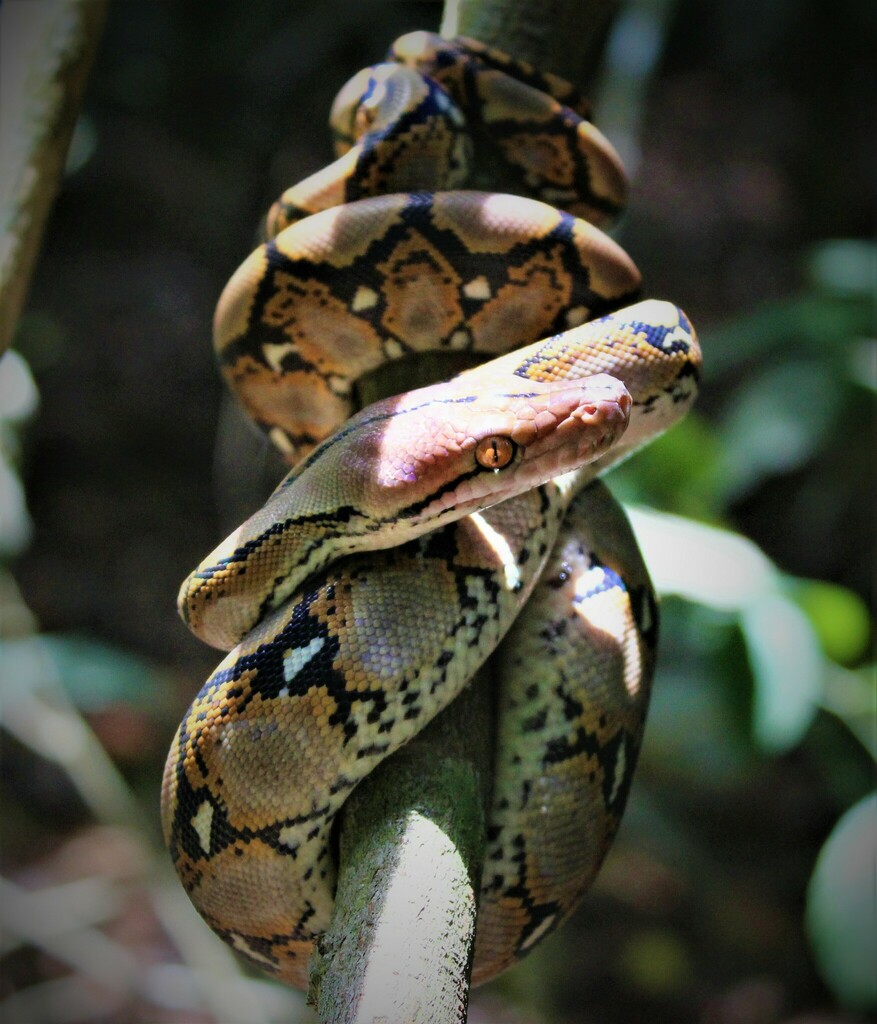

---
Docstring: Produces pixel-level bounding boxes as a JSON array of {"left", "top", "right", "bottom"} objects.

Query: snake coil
[{"left": 162, "top": 32, "right": 701, "bottom": 989}]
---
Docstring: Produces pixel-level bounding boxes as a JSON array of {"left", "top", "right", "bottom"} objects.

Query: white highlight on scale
[{"left": 469, "top": 511, "right": 522, "bottom": 590}]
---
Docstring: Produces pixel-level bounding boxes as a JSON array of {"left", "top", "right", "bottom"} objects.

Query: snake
[{"left": 162, "top": 32, "right": 701, "bottom": 990}]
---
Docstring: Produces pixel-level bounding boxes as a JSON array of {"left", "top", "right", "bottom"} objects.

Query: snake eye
[{"left": 475, "top": 435, "right": 516, "bottom": 470}]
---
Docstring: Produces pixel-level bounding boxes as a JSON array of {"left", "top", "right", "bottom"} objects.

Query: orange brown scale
[
  {"left": 389, "top": 32, "right": 624, "bottom": 224},
  {"left": 468, "top": 244, "right": 577, "bottom": 351},
  {"left": 262, "top": 275, "right": 384, "bottom": 378},
  {"left": 499, "top": 130, "right": 579, "bottom": 186},
  {"left": 376, "top": 230, "right": 465, "bottom": 348},
  {"left": 450, "top": 35, "right": 594, "bottom": 121},
  {"left": 214, "top": 193, "right": 642, "bottom": 462}
]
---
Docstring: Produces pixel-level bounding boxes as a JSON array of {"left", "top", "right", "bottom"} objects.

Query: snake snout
[
  {"left": 569, "top": 378, "right": 631, "bottom": 458},
  {"left": 509, "top": 374, "right": 631, "bottom": 485},
  {"left": 566, "top": 374, "right": 630, "bottom": 427},
  {"left": 573, "top": 381, "right": 631, "bottom": 437},
  {"left": 575, "top": 383, "right": 631, "bottom": 422}
]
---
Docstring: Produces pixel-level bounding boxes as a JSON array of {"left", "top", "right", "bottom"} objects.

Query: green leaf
[
  {"left": 626, "top": 509, "right": 835, "bottom": 753},
  {"left": 0, "top": 634, "right": 163, "bottom": 712},
  {"left": 789, "top": 578, "right": 871, "bottom": 665},
  {"left": 610, "top": 413, "right": 724, "bottom": 519},
  {"left": 705, "top": 292, "right": 870, "bottom": 375},
  {"left": 805, "top": 239, "right": 877, "bottom": 300},
  {"left": 821, "top": 663, "right": 877, "bottom": 759},
  {"left": 642, "top": 666, "right": 752, "bottom": 790},
  {"left": 740, "top": 593, "right": 822, "bottom": 752},
  {"left": 806, "top": 793, "right": 877, "bottom": 1009},
  {"left": 619, "top": 928, "right": 694, "bottom": 996},
  {"left": 0, "top": 350, "right": 39, "bottom": 556},
  {"left": 0, "top": 447, "right": 31, "bottom": 556},
  {"left": 0, "top": 349, "right": 39, "bottom": 423},
  {"left": 717, "top": 361, "right": 842, "bottom": 500},
  {"left": 848, "top": 339, "right": 877, "bottom": 392},
  {"left": 625, "top": 507, "right": 777, "bottom": 611}
]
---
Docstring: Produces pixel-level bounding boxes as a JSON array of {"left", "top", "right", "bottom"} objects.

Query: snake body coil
[{"left": 162, "top": 33, "right": 701, "bottom": 989}]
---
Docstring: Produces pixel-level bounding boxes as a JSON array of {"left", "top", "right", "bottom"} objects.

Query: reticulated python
[{"left": 162, "top": 32, "right": 701, "bottom": 989}]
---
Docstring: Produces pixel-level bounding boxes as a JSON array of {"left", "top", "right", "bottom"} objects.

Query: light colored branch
[
  {"left": 0, "top": 0, "right": 107, "bottom": 354},
  {"left": 310, "top": 679, "right": 494, "bottom": 1024}
]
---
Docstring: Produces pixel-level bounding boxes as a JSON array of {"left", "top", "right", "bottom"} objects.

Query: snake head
[
  {"left": 363, "top": 371, "right": 632, "bottom": 522},
  {"left": 178, "top": 372, "right": 630, "bottom": 650}
]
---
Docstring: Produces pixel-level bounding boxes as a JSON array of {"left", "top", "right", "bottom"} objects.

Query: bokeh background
[{"left": 1, "top": 1, "right": 874, "bottom": 1022}]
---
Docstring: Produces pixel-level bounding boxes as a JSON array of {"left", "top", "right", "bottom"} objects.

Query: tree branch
[
  {"left": 0, "top": 0, "right": 108, "bottom": 354},
  {"left": 442, "top": 0, "right": 621, "bottom": 86},
  {"left": 309, "top": 679, "right": 494, "bottom": 1024}
]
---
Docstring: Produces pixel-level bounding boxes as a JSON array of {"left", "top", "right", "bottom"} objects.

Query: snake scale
[{"left": 162, "top": 32, "right": 701, "bottom": 989}]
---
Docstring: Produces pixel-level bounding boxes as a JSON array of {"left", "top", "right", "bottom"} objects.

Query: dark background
[{"left": 2, "top": 1, "right": 874, "bottom": 1022}]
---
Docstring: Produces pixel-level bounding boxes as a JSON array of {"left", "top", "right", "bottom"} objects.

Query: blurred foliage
[
  {"left": 612, "top": 237, "right": 875, "bottom": 757},
  {"left": 806, "top": 794, "right": 877, "bottom": 1009},
  {"left": 1, "top": 1, "right": 875, "bottom": 1023}
]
